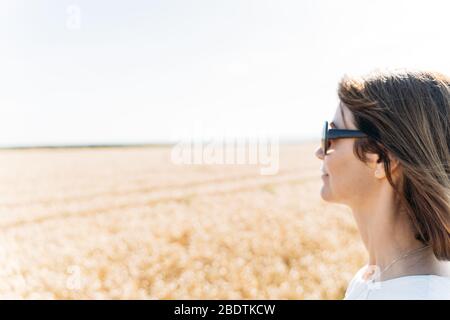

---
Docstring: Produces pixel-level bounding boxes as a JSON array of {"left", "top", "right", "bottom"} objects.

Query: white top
[{"left": 344, "top": 265, "right": 450, "bottom": 299}]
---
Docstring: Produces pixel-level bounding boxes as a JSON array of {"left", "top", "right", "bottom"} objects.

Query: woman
[{"left": 315, "top": 69, "right": 450, "bottom": 299}]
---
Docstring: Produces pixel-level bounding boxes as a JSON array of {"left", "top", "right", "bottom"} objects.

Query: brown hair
[{"left": 338, "top": 69, "right": 450, "bottom": 260}]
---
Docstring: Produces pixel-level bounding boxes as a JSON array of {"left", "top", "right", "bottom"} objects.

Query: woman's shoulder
[
  {"left": 367, "top": 275, "right": 450, "bottom": 299},
  {"left": 345, "top": 265, "right": 450, "bottom": 300}
]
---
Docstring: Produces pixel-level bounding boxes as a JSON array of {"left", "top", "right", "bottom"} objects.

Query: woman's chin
[{"left": 320, "top": 185, "right": 331, "bottom": 202}]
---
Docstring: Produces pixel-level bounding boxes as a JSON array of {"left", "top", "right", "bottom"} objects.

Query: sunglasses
[{"left": 322, "top": 121, "right": 368, "bottom": 155}]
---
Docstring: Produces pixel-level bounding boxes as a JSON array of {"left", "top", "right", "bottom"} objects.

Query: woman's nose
[{"left": 315, "top": 146, "right": 324, "bottom": 160}]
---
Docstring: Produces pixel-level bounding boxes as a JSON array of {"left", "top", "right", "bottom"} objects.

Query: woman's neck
[{"left": 351, "top": 193, "right": 435, "bottom": 280}]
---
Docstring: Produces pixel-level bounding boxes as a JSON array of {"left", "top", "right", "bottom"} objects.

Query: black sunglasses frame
[{"left": 322, "top": 121, "right": 368, "bottom": 155}]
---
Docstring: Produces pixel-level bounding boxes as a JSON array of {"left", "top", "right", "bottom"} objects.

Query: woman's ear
[
  {"left": 374, "top": 152, "right": 402, "bottom": 180},
  {"left": 385, "top": 150, "right": 401, "bottom": 172}
]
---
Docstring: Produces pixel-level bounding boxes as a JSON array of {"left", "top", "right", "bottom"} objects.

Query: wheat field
[{"left": 0, "top": 142, "right": 367, "bottom": 299}]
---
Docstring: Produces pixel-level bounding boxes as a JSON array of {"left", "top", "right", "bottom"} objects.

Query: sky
[{"left": 0, "top": 0, "right": 449, "bottom": 147}]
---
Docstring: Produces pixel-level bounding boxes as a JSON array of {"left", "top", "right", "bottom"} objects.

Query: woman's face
[{"left": 314, "top": 104, "right": 379, "bottom": 208}]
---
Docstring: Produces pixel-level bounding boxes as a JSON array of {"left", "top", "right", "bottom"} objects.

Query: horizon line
[{"left": 0, "top": 137, "right": 319, "bottom": 150}]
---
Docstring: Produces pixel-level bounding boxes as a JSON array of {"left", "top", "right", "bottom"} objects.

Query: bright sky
[{"left": 1, "top": 0, "right": 449, "bottom": 146}]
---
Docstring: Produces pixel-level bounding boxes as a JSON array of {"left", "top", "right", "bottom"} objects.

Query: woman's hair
[{"left": 337, "top": 69, "right": 450, "bottom": 260}]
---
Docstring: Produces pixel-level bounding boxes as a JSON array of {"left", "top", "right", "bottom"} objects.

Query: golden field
[{"left": 0, "top": 142, "right": 367, "bottom": 299}]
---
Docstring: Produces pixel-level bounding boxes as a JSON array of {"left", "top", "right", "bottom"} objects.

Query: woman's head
[{"left": 315, "top": 69, "right": 450, "bottom": 260}]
